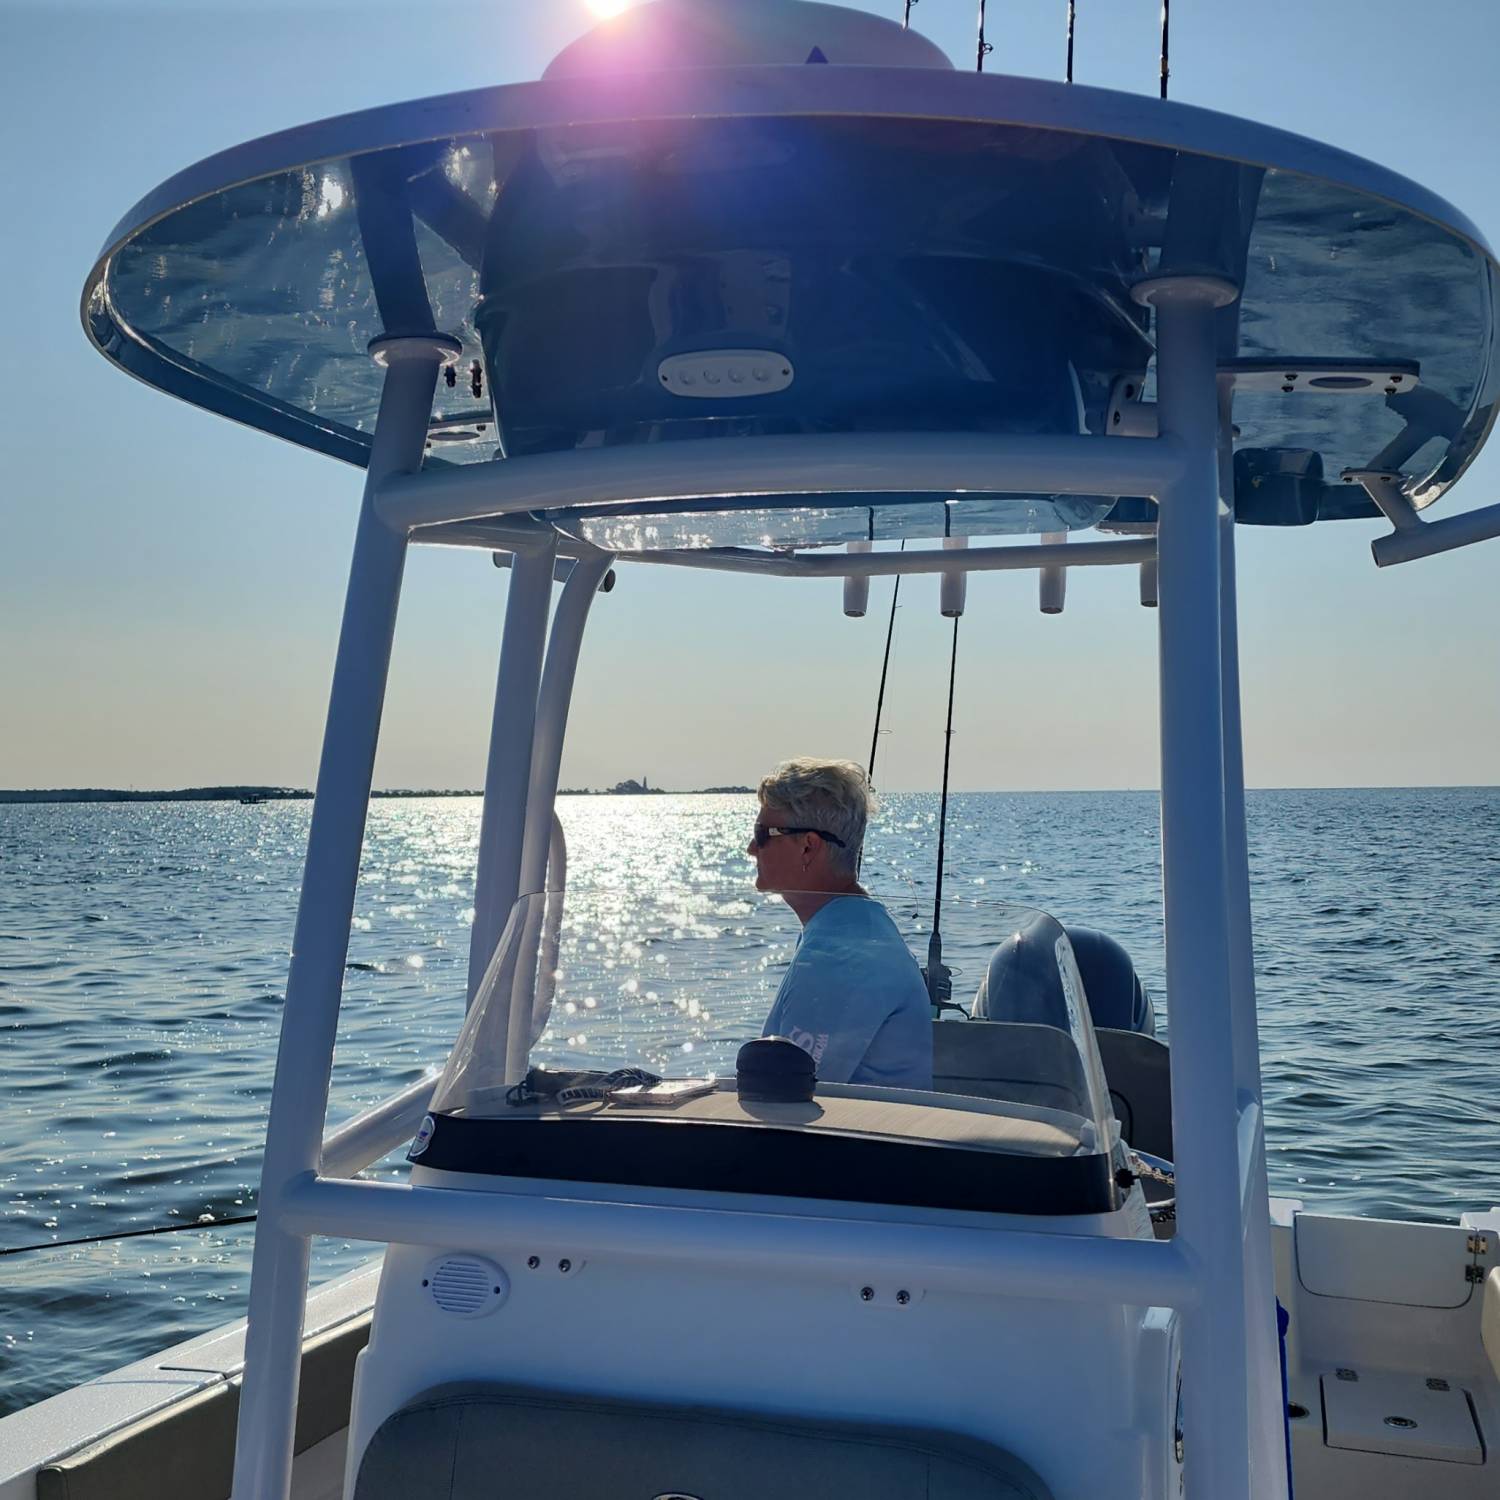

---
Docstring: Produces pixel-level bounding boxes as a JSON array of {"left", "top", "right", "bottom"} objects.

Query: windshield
[{"left": 429, "top": 892, "right": 1116, "bottom": 1159}]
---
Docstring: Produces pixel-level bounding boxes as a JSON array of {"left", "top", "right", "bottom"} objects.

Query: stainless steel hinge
[{"left": 1465, "top": 1233, "right": 1490, "bottom": 1285}]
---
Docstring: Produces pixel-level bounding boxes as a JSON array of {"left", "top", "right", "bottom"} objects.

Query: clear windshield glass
[{"left": 430, "top": 892, "right": 1116, "bottom": 1161}]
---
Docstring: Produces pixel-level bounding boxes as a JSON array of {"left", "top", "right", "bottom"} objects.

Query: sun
[{"left": 586, "top": 0, "right": 632, "bottom": 17}]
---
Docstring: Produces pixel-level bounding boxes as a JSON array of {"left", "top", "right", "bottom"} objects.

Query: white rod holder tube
[
  {"left": 1144, "top": 273, "right": 1255, "bottom": 1500},
  {"left": 230, "top": 340, "right": 446, "bottom": 1500},
  {"left": 505, "top": 551, "right": 614, "bottom": 1081},
  {"left": 1138, "top": 556, "right": 1159, "bottom": 607},
  {"left": 377, "top": 430, "right": 1186, "bottom": 531},
  {"left": 1038, "top": 531, "right": 1067, "bottom": 614},
  {"left": 940, "top": 534, "right": 968, "bottom": 617},
  {"left": 281, "top": 1175, "right": 1199, "bottom": 1309},
  {"left": 467, "top": 539, "right": 556, "bottom": 1006},
  {"left": 844, "top": 539, "right": 872, "bottom": 617}
]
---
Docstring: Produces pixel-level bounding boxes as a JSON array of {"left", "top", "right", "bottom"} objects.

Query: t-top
[{"left": 762, "top": 894, "right": 934, "bottom": 1089}]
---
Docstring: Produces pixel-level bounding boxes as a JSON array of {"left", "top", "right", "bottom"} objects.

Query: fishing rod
[
  {"left": 1159, "top": 0, "right": 1170, "bottom": 97},
  {"left": 924, "top": 609, "right": 960, "bottom": 1016},
  {"left": 976, "top": 0, "right": 994, "bottom": 71}
]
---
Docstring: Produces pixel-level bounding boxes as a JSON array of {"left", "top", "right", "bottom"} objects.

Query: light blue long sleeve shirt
[{"left": 762, "top": 895, "right": 933, "bottom": 1089}]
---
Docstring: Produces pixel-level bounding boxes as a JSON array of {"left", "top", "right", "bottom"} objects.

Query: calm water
[{"left": 2, "top": 788, "right": 1498, "bottom": 1416}]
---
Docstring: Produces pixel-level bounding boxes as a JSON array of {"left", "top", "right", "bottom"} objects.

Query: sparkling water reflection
[{"left": 1, "top": 787, "right": 1497, "bottom": 1414}]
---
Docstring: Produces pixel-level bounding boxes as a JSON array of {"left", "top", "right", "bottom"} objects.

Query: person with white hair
[{"left": 749, "top": 757, "right": 932, "bottom": 1089}]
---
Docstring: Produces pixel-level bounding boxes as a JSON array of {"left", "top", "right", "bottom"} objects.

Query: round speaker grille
[{"left": 425, "top": 1255, "right": 508, "bottom": 1317}]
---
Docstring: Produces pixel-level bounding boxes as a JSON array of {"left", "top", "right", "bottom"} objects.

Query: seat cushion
[{"left": 354, "top": 1381, "right": 1053, "bottom": 1500}]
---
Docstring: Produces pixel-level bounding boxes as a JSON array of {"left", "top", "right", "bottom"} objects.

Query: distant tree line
[{"left": 2, "top": 784, "right": 754, "bottom": 804}]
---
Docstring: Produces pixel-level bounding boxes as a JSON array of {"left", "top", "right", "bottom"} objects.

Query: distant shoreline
[{"left": 0, "top": 786, "right": 756, "bottom": 804}]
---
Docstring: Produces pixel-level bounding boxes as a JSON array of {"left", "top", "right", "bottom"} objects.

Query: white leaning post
[
  {"left": 230, "top": 333, "right": 457, "bottom": 1500},
  {"left": 467, "top": 537, "right": 558, "bottom": 1006},
  {"left": 1139, "top": 273, "right": 1257, "bottom": 1500},
  {"left": 1217, "top": 388, "right": 1290, "bottom": 1498}
]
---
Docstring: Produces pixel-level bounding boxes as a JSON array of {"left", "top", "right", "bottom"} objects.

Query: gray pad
[{"left": 354, "top": 1381, "right": 1054, "bottom": 1500}]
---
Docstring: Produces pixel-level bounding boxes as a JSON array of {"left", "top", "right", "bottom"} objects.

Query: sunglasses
[{"left": 752, "top": 823, "right": 847, "bottom": 849}]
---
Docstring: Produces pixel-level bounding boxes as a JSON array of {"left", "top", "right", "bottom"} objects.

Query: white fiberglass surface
[{"left": 429, "top": 887, "right": 1115, "bottom": 1157}]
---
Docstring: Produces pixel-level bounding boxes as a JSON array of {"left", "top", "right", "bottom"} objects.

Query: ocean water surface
[{"left": 2, "top": 787, "right": 1498, "bottom": 1415}]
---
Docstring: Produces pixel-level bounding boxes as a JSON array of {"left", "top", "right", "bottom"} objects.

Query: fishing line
[
  {"left": 1, "top": 1214, "right": 260, "bottom": 1259},
  {"left": 866, "top": 537, "right": 906, "bottom": 782}
]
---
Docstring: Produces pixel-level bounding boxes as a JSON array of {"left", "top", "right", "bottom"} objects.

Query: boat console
[{"left": 58, "top": 0, "right": 1500, "bottom": 1496}]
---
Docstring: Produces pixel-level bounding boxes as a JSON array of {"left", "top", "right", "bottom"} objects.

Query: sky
[{"left": 1, "top": 0, "right": 1497, "bottom": 794}]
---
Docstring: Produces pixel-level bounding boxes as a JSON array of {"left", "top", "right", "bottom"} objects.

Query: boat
[{"left": 4, "top": 2, "right": 1499, "bottom": 1496}]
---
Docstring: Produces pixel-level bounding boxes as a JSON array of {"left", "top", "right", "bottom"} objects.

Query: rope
[{"left": 0, "top": 1213, "right": 259, "bottom": 1260}]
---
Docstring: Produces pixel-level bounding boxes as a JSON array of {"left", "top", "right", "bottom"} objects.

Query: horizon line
[{"left": 2, "top": 781, "right": 1496, "bottom": 803}]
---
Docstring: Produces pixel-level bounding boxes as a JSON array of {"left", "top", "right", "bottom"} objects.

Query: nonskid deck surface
[{"left": 2, "top": 1208, "right": 1494, "bottom": 1499}]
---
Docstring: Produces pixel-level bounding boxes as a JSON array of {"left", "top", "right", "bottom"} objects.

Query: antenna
[
  {"left": 976, "top": 0, "right": 994, "bottom": 71},
  {"left": 1159, "top": 0, "right": 1170, "bottom": 98},
  {"left": 1065, "top": 0, "right": 1076, "bottom": 83},
  {"left": 903, "top": 0, "right": 918, "bottom": 29}
]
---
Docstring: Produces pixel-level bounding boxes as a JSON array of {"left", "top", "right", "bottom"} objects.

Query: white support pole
[
  {"left": 467, "top": 537, "right": 557, "bottom": 1006},
  {"left": 504, "top": 550, "right": 614, "bottom": 1080},
  {"left": 1218, "top": 390, "right": 1290, "bottom": 1498},
  {"left": 319, "top": 1071, "right": 439, "bottom": 1180},
  {"left": 1370, "top": 495, "right": 1500, "bottom": 566},
  {"left": 377, "top": 430, "right": 1186, "bottom": 531},
  {"left": 1139, "top": 274, "right": 1254, "bottom": 1500},
  {"left": 229, "top": 335, "right": 452, "bottom": 1500},
  {"left": 280, "top": 1175, "right": 1199, "bottom": 1308}
]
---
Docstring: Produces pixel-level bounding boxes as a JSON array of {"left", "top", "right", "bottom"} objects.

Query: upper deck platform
[{"left": 83, "top": 66, "right": 1499, "bottom": 548}]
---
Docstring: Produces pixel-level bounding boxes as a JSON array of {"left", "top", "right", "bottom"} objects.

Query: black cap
[{"left": 736, "top": 1036, "right": 816, "bottom": 1103}]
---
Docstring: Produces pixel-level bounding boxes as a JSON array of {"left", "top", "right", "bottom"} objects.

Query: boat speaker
[{"left": 422, "top": 1255, "right": 510, "bottom": 1318}]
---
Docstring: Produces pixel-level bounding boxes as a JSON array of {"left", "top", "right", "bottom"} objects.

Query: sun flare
[{"left": 586, "top": 0, "right": 632, "bottom": 18}]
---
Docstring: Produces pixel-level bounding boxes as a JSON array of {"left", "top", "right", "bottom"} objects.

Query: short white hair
[{"left": 758, "top": 758, "right": 877, "bottom": 876}]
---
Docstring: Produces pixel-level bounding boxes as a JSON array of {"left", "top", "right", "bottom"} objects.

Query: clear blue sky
[{"left": 2, "top": 0, "right": 1497, "bottom": 792}]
